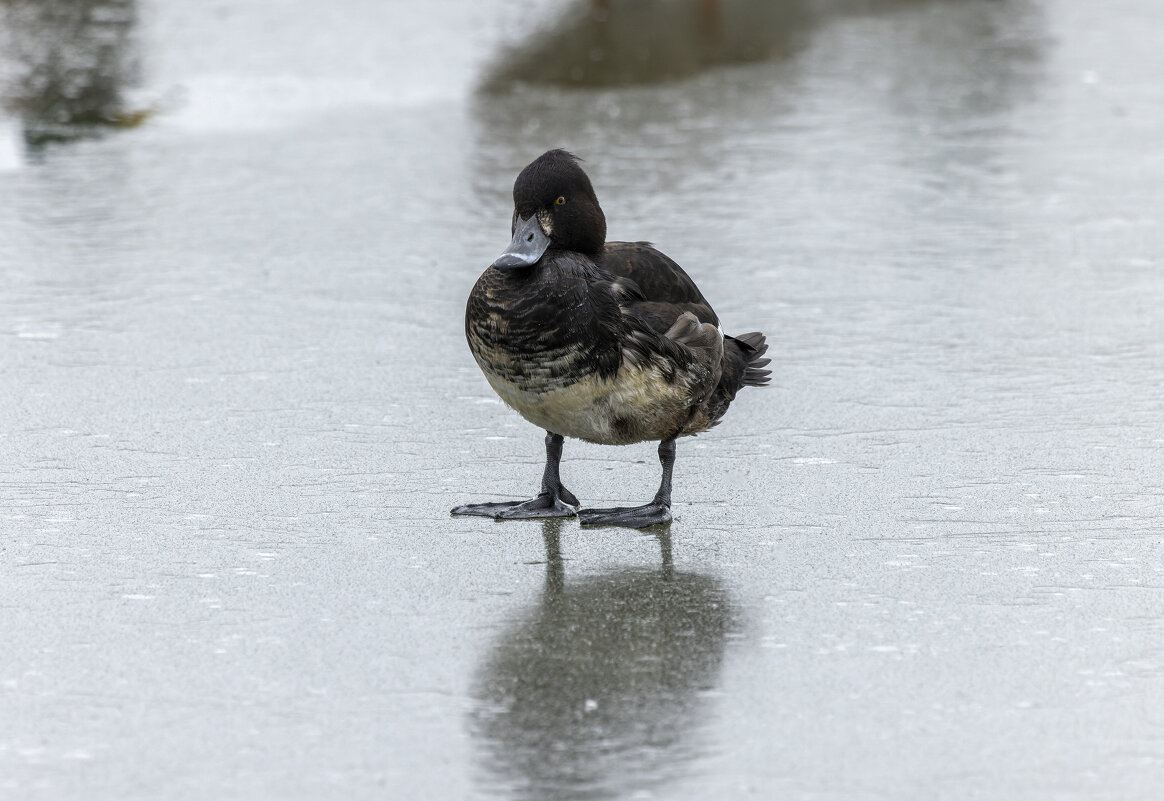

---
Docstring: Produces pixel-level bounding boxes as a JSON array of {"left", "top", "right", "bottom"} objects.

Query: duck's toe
[
  {"left": 557, "top": 484, "right": 580, "bottom": 507},
  {"left": 451, "top": 500, "right": 528, "bottom": 518},
  {"left": 452, "top": 491, "right": 578, "bottom": 520},
  {"left": 578, "top": 502, "right": 672, "bottom": 529},
  {"left": 497, "top": 492, "right": 579, "bottom": 519}
]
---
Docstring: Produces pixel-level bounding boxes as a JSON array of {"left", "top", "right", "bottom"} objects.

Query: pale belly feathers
[{"left": 480, "top": 358, "right": 699, "bottom": 445}]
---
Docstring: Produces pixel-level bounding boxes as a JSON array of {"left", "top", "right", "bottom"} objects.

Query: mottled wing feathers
[
  {"left": 600, "top": 241, "right": 719, "bottom": 327},
  {"left": 593, "top": 242, "right": 768, "bottom": 430},
  {"left": 600, "top": 280, "right": 724, "bottom": 411},
  {"left": 663, "top": 310, "right": 724, "bottom": 392}
]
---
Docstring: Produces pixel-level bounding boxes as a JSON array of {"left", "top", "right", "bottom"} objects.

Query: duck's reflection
[
  {"left": 0, "top": 0, "right": 145, "bottom": 148},
  {"left": 470, "top": 520, "right": 736, "bottom": 800},
  {"left": 478, "top": 0, "right": 1039, "bottom": 91},
  {"left": 480, "top": 0, "right": 809, "bottom": 90},
  {"left": 469, "top": 0, "right": 1045, "bottom": 228}
]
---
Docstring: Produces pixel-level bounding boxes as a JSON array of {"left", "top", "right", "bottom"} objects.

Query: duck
[{"left": 452, "top": 149, "right": 770, "bottom": 528}]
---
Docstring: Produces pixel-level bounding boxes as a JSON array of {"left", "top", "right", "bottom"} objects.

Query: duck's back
[{"left": 599, "top": 241, "right": 719, "bottom": 333}]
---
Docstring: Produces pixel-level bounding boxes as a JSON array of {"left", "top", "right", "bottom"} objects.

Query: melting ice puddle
[
  {"left": 14, "top": 324, "right": 63, "bottom": 340},
  {"left": 0, "top": 119, "right": 20, "bottom": 172},
  {"left": 163, "top": 74, "right": 460, "bottom": 133}
]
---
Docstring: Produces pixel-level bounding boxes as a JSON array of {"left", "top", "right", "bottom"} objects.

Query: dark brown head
[{"left": 492, "top": 149, "right": 608, "bottom": 269}]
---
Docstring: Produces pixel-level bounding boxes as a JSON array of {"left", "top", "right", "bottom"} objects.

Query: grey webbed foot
[
  {"left": 452, "top": 488, "right": 578, "bottom": 520},
  {"left": 452, "top": 432, "right": 579, "bottom": 520},
  {"left": 577, "top": 502, "right": 672, "bottom": 529},
  {"left": 578, "top": 438, "right": 678, "bottom": 529}
]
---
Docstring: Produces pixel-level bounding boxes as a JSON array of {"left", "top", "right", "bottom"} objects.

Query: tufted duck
[{"left": 452, "top": 149, "right": 770, "bottom": 528}]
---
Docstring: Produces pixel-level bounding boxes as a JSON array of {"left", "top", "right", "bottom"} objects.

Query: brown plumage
[{"left": 452, "top": 150, "right": 770, "bottom": 528}]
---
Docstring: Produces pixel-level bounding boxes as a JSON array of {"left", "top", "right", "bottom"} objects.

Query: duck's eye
[{"left": 555, "top": 196, "right": 566, "bottom": 206}]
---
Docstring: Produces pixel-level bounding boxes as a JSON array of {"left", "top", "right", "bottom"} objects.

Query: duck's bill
[{"left": 492, "top": 213, "right": 551, "bottom": 269}]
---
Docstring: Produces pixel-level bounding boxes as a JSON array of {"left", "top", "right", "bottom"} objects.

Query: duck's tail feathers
[
  {"left": 688, "top": 330, "right": 771, "bottom": 434},
  {"left": 730, "top": 331, "right": 772, "bottom": 387}
]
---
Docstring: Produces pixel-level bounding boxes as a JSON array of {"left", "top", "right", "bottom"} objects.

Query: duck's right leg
[{"left": 451, "top": 432, "right": 579, "bottom": 519}]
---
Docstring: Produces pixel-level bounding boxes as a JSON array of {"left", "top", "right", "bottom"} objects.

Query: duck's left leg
[
  {"left": 578, "top": 438, "right": 676, "bottom": 529},
  {"left": 451, "top": 432, "right": 579, "bottom": 519}
]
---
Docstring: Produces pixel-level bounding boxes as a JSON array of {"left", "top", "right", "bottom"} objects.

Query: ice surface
[{"left": 2, "top": 0, "right": 1163, "bottom": 799}]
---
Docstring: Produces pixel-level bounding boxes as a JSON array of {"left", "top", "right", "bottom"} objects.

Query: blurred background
[{"left": 2, "top": 1, "right": 1163, "bottom": 799}]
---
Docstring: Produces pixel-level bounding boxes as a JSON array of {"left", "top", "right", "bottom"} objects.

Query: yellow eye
[{"left": 555, "top": 196, "right": 566, "bottom": 206}]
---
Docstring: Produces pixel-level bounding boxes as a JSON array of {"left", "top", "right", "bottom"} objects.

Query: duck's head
[{"left": 492, "top": 149, "right": 608, "bottom": 269}]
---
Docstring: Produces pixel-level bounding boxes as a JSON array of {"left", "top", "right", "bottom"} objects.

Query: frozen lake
[{"left": 2, "top": 0, "right": 1163, "bottom": 798}]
